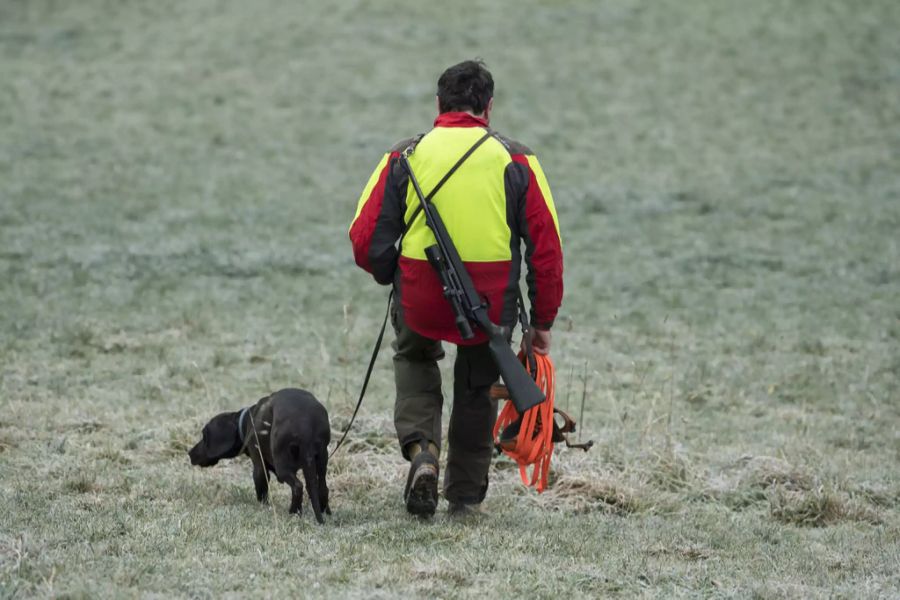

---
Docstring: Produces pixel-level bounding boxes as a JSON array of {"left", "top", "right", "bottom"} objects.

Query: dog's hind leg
[
  {"left": 315, "top": 449, "right": 331, "bottom": 515},
  {"left": 283, "top": 472, "right": 304, "bottom": 516},
  {"left": 301, "top": 456, "right": 324, "bottom": 524},
  {"left": 251, "top": 455, "right": 269, "bottom": 503},
  {"left": 274, "top": 450, "right": 305, "bottom": 515}
]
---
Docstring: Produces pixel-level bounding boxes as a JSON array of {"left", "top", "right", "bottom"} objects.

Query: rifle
[{"left": 398, "top": 152, "right": 545, "bottom": 414}]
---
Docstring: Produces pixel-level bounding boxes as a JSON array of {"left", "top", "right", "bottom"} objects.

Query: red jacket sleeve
[
  {"left": 349, "top": 152, "right": 404, "bottom": 284},
  {"left": 512, "top": 154, "right": 563, "bottom": 330}
]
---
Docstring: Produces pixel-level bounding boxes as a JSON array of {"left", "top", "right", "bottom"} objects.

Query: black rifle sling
[
  {"left": 331, "top": 130, "right": 492, "bottom": 458},
  {"left": 517, "top": 287, "right": 538, "bottom": 377}
]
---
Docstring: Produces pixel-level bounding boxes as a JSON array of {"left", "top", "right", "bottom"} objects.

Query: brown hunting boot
[{"left": 404, "top": 440, "right": 439, "bottom": 517}]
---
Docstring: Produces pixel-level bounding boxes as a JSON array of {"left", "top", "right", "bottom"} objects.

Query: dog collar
[{"left": 237, "top": 407, "right": 250, "bottom": 444}]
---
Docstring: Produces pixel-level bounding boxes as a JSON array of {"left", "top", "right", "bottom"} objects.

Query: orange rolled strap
[{"left": 492, "top": 353, "right": 556, "bottom": 493}]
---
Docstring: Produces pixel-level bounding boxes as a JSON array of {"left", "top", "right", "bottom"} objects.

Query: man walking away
[{"left": 349, "top": 60, "right": 563, "bottom": 517}]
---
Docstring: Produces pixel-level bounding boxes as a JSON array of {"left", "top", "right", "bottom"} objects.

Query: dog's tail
[{"left": 300, "top": 451, "right": 324, "bottom": 524}]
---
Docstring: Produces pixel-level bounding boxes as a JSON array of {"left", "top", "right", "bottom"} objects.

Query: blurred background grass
[{"left": 1, "top": 0, "right": 899, "bottom": 597}]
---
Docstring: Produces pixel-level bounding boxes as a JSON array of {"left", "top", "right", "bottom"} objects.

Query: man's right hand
[{"left": 531, "top": 328, "right": 551, "bottom": 355}]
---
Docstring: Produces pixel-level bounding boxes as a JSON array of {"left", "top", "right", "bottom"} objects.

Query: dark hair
[{"left": 436, "top": 60, "right": 494, "bottom": 114}]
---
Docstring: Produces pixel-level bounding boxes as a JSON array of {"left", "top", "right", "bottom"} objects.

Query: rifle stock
[{"left": 487, "top": 331, "right": 545, "bottom": 413}]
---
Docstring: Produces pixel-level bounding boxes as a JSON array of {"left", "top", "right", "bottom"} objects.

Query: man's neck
[
  {"left": 434, "top": 112, "right": 490, "bottom": 128},
  {"left": 466, "top": 110, "right": 488, "bottom": 125}
]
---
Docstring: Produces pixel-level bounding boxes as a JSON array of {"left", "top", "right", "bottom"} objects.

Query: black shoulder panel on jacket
[
  {"left": 490, "top": 131, "right": 534, "bottom": 156},
  {"left": 389, "top": 134, "right": 425, "bottom": 154}
]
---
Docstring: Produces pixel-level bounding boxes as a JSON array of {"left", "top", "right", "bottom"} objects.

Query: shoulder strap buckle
[{"left": 402, "top": 134, "right": 425, "bottom": 158}]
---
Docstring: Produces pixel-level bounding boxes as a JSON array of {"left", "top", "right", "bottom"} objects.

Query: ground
[{"left": 1, "top": 0, "right": 899, "bottom": 598}]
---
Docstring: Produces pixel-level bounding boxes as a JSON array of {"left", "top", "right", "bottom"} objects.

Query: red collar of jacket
[{"left": 433, "top": 112, "right": 488, "bottom": 128}]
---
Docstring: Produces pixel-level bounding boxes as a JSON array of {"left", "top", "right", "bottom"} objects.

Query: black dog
[{"left": 188, "top": 388, "right": 331, "bottom": 523}]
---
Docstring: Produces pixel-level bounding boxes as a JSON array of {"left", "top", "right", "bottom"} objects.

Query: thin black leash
[
  {"left": 329, "top": 289, "right": 392, "bottom": 458},
  {"left": 329, "top": 129, "right": 494, "bottom": 458}
]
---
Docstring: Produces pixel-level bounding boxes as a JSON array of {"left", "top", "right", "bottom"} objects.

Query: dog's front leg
[{"left": 250, "top": 454, "right": 269, "bottom": 503}]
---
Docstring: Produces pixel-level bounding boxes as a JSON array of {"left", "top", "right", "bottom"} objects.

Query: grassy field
[{"left": 2, "top": 0, "right": 899, "bottom": 597}]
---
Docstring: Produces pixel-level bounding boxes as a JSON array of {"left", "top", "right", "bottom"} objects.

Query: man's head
[{"left": 436, "top": 60, "right": 494, "bottom": 119}]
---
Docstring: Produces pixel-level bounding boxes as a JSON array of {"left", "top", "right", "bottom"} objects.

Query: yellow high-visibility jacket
[{"left": 350, "top": 112, "right": 563, "bottom": 345}]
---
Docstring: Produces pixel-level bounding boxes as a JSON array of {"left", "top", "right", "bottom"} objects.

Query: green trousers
[{"left": 391, "top": 301, "right": 500, "bottom": 505}]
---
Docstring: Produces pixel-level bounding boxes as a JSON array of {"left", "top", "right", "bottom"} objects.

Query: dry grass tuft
[
  {"left": 539, "top": 475, "right": 643, "bottom": 515},
  {"left": 742, "top": 456, "right": 814, "bottom": 491},
  {"left": 328, "top": 422, "right": 404, "bottom": 501},
  {"left": 710, "top": 455, "right": 817, "bottom": 509},
  {"left": 769, "top": 487, "right": 883, "bottom": 527},
  {"left": 337, "top": 435, "right": 395, "bottom": 455},
  {"left": 55, "top": 420, "right": 105, "bottom": 434},
  {"left": 329, "top": 453, "right": 400, "bottom": 493},
  {"left": 645, "top": 448, "right": 696, "bottom": 492},
  {"left": 854, "top": 485, "right": 900, "bottom": 510},
  {"left": 62, "top": 474, "right": 98, "bottom": 495},
  {"left": 0, "top": 435, "right": 17, "bottom": 454},
  {"left": 409, "top": 563, "right": 469, "bottom": 586},
  {"left": 647, "top": 544, "right": 711, "bottom": 561},
  {"left": 94, "top": 447, "right": 132, "bottom": 465}
]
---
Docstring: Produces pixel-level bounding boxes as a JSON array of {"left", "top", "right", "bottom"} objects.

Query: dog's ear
[{"left": 205, "top": 412, "right": 242, "bottom": 460}]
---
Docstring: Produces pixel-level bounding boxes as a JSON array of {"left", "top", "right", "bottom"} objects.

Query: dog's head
[{"left": 188, "top": 411, "right": 243, "bottom": 467}]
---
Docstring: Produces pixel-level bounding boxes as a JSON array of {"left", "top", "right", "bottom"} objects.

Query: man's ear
[
  {"left": 484, "top": 97, "right": 493, "bottom": 122},
  {"left": 435, "top": 95, "right": 442, "bottom": 114}
]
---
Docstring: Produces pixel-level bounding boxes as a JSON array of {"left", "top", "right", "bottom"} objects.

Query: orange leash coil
[{"left": 492, "top": 353, "right": 556, "bottom": 493}]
